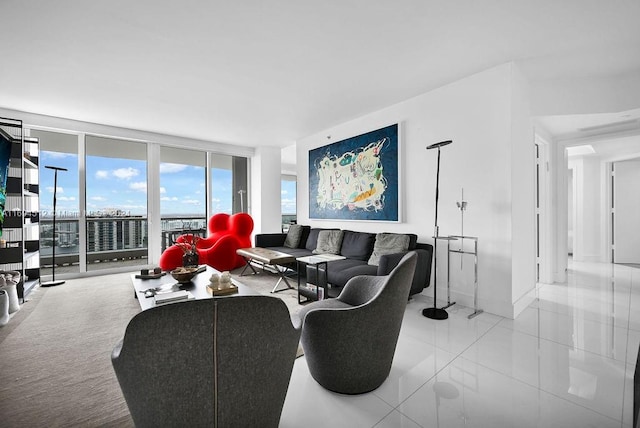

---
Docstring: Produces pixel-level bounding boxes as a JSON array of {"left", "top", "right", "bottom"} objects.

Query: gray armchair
[
  {"left": 297, "top": 251, "right": 418, "bottom": 394},
  {"left": 111, "top": 295, "right": 300, "bottom": 428}
]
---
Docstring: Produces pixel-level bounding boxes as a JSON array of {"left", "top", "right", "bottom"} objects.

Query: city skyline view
[
  {"left": 39, "top": 150, "right": 297, "bottom": 218},
  {"left": 40, "top": 150, "right": 233, "bottom": 217}
]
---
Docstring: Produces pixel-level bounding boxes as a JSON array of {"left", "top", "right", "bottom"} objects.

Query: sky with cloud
[{"left": 39, "top": 151, "right": 239, "bottom": 217}]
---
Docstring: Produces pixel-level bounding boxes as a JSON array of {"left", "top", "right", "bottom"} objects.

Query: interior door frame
[{"left": 534, "top": 134, "right": 553, "bottom": 284}]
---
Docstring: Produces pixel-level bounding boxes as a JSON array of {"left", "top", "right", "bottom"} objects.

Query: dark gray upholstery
[
  {"left": 296, "top": 252, "right": 418, "bottom": 394},
  {"left": 340, "top": 230, "right": 376, "bottom": 261},
  {"left": 255, "top": 229, "right": 433, "bottom": 296},
  {"left": 111, "top": 296, "right": 300, "bottom": 428}
]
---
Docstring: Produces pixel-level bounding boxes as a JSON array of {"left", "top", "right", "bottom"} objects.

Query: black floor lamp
[
  {"left": 41, "top": 165, "right": 68, "bottom": 287},
  {"left": 422, "top": 140, "right": 453, "bottom": 320}
]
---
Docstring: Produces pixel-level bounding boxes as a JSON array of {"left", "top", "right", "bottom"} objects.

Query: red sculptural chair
[{"left": 159, "top": 213, "right": 254, "bottom": 272}]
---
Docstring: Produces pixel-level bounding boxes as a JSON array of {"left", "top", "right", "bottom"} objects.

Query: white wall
[
  {"left": 614, "top": 158, "right": 640, "bottom": 263},
  {"left": 569, "top": 156, "right": 603, "bottom": 262},
  {"left": 568, "top": 169, "right": 574, "bottom": 254},
  {"left": 296, "top": 63, "right": 535, "bottom": 318},
  {"left": 509, "top": 65, "right": 537, "bottom": 314},
  {"left": 250, "top": 146, "right": 283, "bottom": 236},
  {"left": 530, "top": 72, "right": 640, "bottom": 116}
]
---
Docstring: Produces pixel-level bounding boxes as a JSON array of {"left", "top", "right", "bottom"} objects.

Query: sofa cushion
[
  {"left": 283, "top": 224, "right": 304, "bottom": 249},
  {"left": 305, "top": 228, "right": 334, "bottom": 251},
  {"left": 407, "top": 234, "right": 418, "bottom": 250},
  {"left": 368, "top": 233, "right": 410, "bottom": 266},
  {"left": 326, "top": 262, "right": 378, "bottom": 289},
  {"left": 298, "top": 226, "right": 311, "bottom": 249},
  {"left": 313, "top": 230, "right": 344, "bottom": 254},
  {"left": 340, "top": 230, "right": 376, "bottom": 261},
  {"left": 305, "top": 229, "right": 320, "bottom": 251}
]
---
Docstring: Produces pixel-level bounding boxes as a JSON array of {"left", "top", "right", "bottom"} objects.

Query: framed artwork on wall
[{"left": 309, "top": 123, "right": 400, "bottom": 222}]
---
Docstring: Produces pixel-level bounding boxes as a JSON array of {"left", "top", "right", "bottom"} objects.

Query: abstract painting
[{"left": 309, "top": 124, "right": 399, "bottom": 221}]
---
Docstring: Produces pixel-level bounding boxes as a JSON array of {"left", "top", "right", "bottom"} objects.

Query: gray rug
[
  {"left": 230, "top": 266, "right": 303, "bottom": 317},
  {"left": 0, "top": 268, "right": 305, "bottom": 427}
]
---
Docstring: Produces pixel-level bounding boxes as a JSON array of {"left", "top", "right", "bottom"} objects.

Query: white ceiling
[{"left": 1, "top": 1, "right": 639, "bottom": 149}]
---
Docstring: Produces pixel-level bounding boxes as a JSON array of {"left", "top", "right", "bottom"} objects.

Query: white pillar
[{"left": 251, "top": 147, "right": 282, "bottom": 235}]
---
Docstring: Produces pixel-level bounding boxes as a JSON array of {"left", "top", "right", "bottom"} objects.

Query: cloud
[
  {"left": 95, "top": 170, "right": 109, "bottom": 179},
  {"left": 129, "top": 182, "right": 147, "bottom": 192},
  {"left": 160, "top": 187, "right": 167, "bottom": 194},
  {"left": 113, "top": 167, "right": 139, "bottom": 180},
  {"left": 182, "top": 199, "right": 201, "bottom": 205},
  {"left": 161, "top": 196, "right": 179, "bottom": 201},
  {"left": 160, "top": 163, "right": 188, "bottom": 174},
  {"left": 91, "top": 196, "right": 107, "bottom": 201},
  {"left": 281, "top": 190, "right": 288, "bottom": 195},
  {"left": 44, "top": 151, "right": 72, "bottom": 159},
  {"left": 46, "top": 186, "right": 64, "bottom": 193},
  {"left": 58, "top": 196, "right": 76, "bottom": 201}
]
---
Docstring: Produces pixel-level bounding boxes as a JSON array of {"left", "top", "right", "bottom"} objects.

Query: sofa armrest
[
  {"left": 377, "top": 248, "right": 431, "bottom": 296},
  {"left": 255, "top": 233, "right": 287, "bottom": 247},
  {"left": 376, "top": 252, "right": 405, "bottom": 276}
]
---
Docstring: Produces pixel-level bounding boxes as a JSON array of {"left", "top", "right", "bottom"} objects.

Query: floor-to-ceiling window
[
  {"left": 32, "top": 129, "right": 80, "bottom": 277},
  {"left": 281, "top": 174, "right": 297, "bottom": 232},
  {"left": 30, "top": 127, "right": 250, "bottom": 277},
  {"left": 210, "top": 154, "right": 248, "bottom": 214},
  {"left": 85, "top": 136, "right": 148, "bottom": 272},
  {"left": 160, "top": 147, "right": 207, "bottom": 251}
]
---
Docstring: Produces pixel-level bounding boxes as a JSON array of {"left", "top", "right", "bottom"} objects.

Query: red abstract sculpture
[{"left": 159, "top": 213, "right": 254, "bottom": 272}]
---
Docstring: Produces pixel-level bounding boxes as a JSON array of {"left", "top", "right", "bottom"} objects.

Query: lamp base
[
  {"left": 422, "top": 307, "right": 449, "bottom": 320},
  {"left": 41, "top": 280, "right": 65, "bottom": 287}
]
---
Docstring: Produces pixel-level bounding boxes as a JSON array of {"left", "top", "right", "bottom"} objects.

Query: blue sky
[
  {"left": 39, "top": 150, "right": 296, "bottom": 217},
  {"left": 40, "top": 151, "right": 233, "bottom": 217},
  {"left": 281, "top": 180, "right": 296, "bottom": 214}
]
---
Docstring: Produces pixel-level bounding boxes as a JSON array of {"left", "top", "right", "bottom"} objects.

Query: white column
[{"left": 251, "top": 147, "right": 282, "bottom": 235}]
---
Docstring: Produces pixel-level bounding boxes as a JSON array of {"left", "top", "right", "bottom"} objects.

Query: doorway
[{"left": 612, "top": 158, "right": 640, "bottom": 264}]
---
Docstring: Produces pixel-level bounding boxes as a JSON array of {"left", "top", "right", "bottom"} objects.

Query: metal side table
[{"left": 447, "top": 235, "right": 483, "bottom": 319}]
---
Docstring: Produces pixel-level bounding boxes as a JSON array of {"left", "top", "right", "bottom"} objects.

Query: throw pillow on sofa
[
  {"left": 368, "top": 233, "right": 410, "bottom": 265},
  {"left": 340, "top": 230, "right": 376, "bottom": 261},
  {"left": 283, "top": 224, "right": 304, "bottom": 248},
  {"left": 313, "top": 230, "right": 344, "bottom": 254}
]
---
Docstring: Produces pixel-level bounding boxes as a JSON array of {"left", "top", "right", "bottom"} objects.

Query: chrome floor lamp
[
  {"left": 422, "top": 140, "right": 452, "bottom": 320},
  {"left": 41, "top": 165, "right": 68, "bottom": 287}
]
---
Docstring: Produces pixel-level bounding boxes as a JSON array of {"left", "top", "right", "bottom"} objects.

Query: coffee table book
[{"left": 153, "top": 290, "right": 194, "bottom": 305}]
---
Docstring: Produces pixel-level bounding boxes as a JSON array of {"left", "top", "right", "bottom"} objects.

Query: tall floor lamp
[
  {"left": 41, "top": 165, "right": 68, "bottom": 287},
  {"left": 422, "top": 140, "right": 453, "bottom": 320}
]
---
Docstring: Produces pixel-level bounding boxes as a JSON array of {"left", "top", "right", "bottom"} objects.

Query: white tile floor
[{"left": 280, "top": 260, "right": 639, "bottom": 427}]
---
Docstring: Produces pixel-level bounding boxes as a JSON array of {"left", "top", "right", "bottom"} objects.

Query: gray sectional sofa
[{"left": 255, "top": 226, "right": 433, "bottom": 297}]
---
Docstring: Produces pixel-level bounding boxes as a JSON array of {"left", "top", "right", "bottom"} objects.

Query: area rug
[
  {"left": 230, "top": 266, "right": 302, "bottom": 317},
  {"left": 0, "top": 268, "right": 305, "bottom": 427}
]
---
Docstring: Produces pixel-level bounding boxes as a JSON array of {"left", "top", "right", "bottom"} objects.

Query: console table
[{"left": 447, "top": 235, "right": 483, "bottom": 319}]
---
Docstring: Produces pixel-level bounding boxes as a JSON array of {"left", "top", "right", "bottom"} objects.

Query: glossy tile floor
[{"left": 280, "top": 260, "right": 639, "bottom": 427}]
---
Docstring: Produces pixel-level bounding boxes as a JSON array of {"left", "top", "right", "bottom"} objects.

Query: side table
[{"left": 296, "top": 254, "right": 346, "bottom": 304}]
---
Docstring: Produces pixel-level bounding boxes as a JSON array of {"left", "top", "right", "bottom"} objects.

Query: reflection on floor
[{"left": 280, "top": 260, "right": 638, "bottom": 427}]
